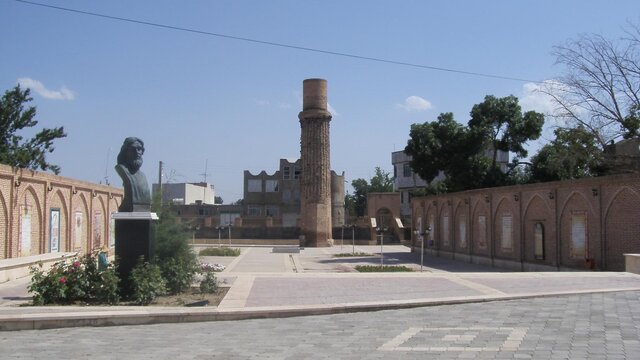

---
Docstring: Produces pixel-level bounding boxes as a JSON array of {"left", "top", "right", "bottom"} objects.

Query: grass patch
[
  {"left": 198, "top": 247, "right": 241, "bottom": 257},
  {"left": 333, "top": 252, "right": 375, "bottom": 258},
  {"left": 355, "top": 265, "right": 413, "bottom": 272}
]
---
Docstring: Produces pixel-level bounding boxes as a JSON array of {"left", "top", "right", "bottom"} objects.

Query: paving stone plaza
[{"left": 2, "top": 245, "right": 640, "bottom": 359}]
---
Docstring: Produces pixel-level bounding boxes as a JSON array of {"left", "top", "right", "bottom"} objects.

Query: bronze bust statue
[{"left": 115, "top": 137, "right": 151, "bottom": 212}]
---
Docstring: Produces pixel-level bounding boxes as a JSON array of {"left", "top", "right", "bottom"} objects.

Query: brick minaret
[{"left": 299, "top": 79, "right": 333, "bottom": 247}]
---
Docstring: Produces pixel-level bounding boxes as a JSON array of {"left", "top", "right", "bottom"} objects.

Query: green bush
[
  {"left": 161, "top": 255, "right": 198, "bottom": 295},
  {"left": 199, "top": 264, "right": 218, "bottom": 294},
  {"left": 333, "top": 252, "right": 374, "bottom": 258},
  {"left": 153, "top": 200, "right": 199, "bottom": 295},
  {"left": 354, "top": 265, "right": 413, "bottom": 272},
  {"left": 199, "top": 247, "right": 241, "bottom": 256},
  {"left": 129, "top": 258, "right": 166, "bottom": 305},
  {"left": 28, "top": 252, "right": 120, "bottom": 305}
]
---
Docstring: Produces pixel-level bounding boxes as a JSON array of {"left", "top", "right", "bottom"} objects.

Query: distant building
[
  {"left": 604, "top": 137, "right": 640, "bottom": 173},
  {"left": 152, "top": 182, "right": 215, "bottom": 205},
  {"left": 392, "top": 148, "right": 509, "bottom": 224},
  {"left": 243, "top": 159, "right": 345, "bottom": 228}
]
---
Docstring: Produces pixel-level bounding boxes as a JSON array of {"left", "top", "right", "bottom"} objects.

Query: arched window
[{"left": 534, "top": 222, "right": 545, "bottom": 260}]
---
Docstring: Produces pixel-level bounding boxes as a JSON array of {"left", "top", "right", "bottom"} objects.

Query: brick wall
[
  {"left": 0, "top": 164, "right": 123, "bottom": 259},
  {"left": 411, "top": 173, "right": 640, "bottom": 271}
]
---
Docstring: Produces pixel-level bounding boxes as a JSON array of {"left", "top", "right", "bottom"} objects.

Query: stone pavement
[{"left": 2, "top": 244, "right": 640, "bottom": 331}]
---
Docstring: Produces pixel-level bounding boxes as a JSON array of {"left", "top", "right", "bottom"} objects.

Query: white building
[{"left": 152, "top": 182, "right": 216, "bottom": 205}]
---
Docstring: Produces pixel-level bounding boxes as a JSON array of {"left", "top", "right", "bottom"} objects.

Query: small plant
[
  {"left": 355, "top": 265, "right": 413, "bottom": 272},
  {"left": 333, "top": 252, "right": 374, "bottom": 258},
  {"left": 129, "top": 258, "right": 166, "bottom": 305},
  {"left": 28, "top": 251, "right": 120, "bottom": 305},
  {"left": 199, "top": 247, "right": 241, "bottom": 257},
  {"left": 161, "top": 256, "right": 199, "bottom": 295},
  {"left": 199, "top": 263, "right": 218, "bottom": 294}
]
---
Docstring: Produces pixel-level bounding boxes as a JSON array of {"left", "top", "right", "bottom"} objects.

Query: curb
[{"left": 2, "top": 287, "right": 639, "bottom": 331}]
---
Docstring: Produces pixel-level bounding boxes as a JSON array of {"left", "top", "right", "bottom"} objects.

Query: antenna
[
  {"left": 200, "top": 159, "right": 208, "bottom": 183},
  {"left": 103, "top": 147, "right": 111, "bottom": 185}
]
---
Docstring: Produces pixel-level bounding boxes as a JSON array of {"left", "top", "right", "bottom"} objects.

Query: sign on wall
[
  {"left": 109, "top": 212, "right": 116, "bottom": 248},
  {"left": 93, "top": 210, "right": 102, "bottom": 248},
  {"left": 571, "top": 212, "right": 587, "bottom": 258},
  {"left": 49, "top": 208, "right": 60, "bottom": 252},
  {"left": 74, "top": 211, "right": 83, "bottom": 251},
  {"left": 20, "top": 206, "right": 31, "bottom": 256}
]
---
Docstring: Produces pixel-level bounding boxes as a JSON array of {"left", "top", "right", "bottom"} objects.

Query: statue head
[{"left": 117, "top": 137, "right": 145, "bottom": 173}]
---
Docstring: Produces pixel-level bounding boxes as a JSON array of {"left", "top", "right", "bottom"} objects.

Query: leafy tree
[
  {"left": 543, "top": 23, "right": 640, "bottom": 146},
  {"left": 0, "top": 85, "right": 66, "bottom": 174},
  {"left": 345, "top": 167, "right": 394, "bottom": 217},
  {"left": 214, "top": 196, "right": 223, "bottom": 204},
  {"left": 369, "top": 167, "right": 394, "bottom": 192},
  {"left": 469, "top": 95, "right": 544, "bottom": 168},
  {"left": 405, "top": 98, "right": 543, "bottom": 193},
  {"left": 530, "top": 126, "right": 604, "bottom": 182}
]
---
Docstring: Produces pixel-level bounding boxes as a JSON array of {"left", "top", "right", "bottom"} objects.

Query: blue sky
[{"left": 2, "top": 0, "right": 639, "bottom": 202}]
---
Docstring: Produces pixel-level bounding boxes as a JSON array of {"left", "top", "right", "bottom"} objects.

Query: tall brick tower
[{"left": 299, "top": 78, "right": 333, "bottom": 247}]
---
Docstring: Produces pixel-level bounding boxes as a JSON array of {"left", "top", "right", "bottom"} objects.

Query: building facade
[
  {"left": 152, "top": 182, "right": 215, "bottom": 205},
  {"left": 243, "top": 158, "right": 345, "bottom": 228},
  {"left": 0, "top": 164, "right": 123, "bottom": 259}
]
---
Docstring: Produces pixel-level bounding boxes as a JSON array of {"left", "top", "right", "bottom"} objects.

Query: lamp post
[
  {"left": 227, "top": 223, "right": 232, "bottom": 247},
  {"left": 215, "top": 226, "right": 224, "bottom": 247},
  {"left": 351, "top": 224, "right": 356, "bottom": 255},
  {"left": 413, "top": 226, "right": 432, "bottom": 272},
  {"left": 377, "top": 226, "right": 387, "bottom": 266}
]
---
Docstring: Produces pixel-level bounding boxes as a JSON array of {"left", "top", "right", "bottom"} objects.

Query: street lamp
[
  {"left": 215, "top": 226, "right": 225, "bottom": 247},
  {"left": 413, "top": 226, "right": 432, "bottom": 272},
  {"left": 351, "top": 224, "right": 356, "bottom": 255},
  {"left": 227, "top": 223, "right": 232, "bottom": 247},
  {"left": 376, "top": 226, "right": 388, "bottom": 266}
]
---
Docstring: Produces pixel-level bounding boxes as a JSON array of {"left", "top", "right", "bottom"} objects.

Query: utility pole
[{"left": 158, "top": 161, "right": 163, "bottom": 206}]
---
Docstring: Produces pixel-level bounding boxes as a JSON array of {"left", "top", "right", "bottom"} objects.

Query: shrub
[
  {"left": 199, "top": 263, "right": 218, "bottom": 294},
  {"left": 333, "top": 252, "right": 374, "bottom": 258},
  {"left": 354, "top": 265, "right": 413, "bottom": 272},
  {"left": 199, "top": 247, "right": 241, "bottom": 257},
  {"left": 28, "top": 252, "right": 120, "bottom": 305},
  {"left": 129, "top": 258, "right": 166, "bottom": 305},
  {"left": 161, "top": 255, "right": 199, "bottom": 295}
]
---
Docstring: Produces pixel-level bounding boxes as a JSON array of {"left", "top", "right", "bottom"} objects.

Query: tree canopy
[
  {"left": 344, "top": 167, "right": 393, "bottom": 217},
  {"left": 530, "top": 126, "right": 604, "bottom": 182},
  {"left": 405, "top": 96, "right": 544, "bottom": 192},
  {"left": 0, "top": 86, "right": 66, "bottom": 174}
]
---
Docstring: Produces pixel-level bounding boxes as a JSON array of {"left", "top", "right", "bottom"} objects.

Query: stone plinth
[{"left": 113, "top": 212, "right": 158, "bottom": 296}]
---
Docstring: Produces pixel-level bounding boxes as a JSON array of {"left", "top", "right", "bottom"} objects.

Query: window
[
  {"left": 248, "top": 179, "right": 262, "bottom": 192},
  {"left": 534, "top": 222, "right": 545, "bottom": 260},
  {"left": 501, "top": 213, "right": 513, "bottom": 251},
  {"left": 403, "top": 163, "right": 412, "bottom": 177},
  {"left": 570, "top": 212, "right": 586, "bottom": 259},
  {"left": 265, "top": 206, "right": 280, "bottom": 217},
  {"left": 265, "top": 180, "right": 279, "bottom": 192},
  {"left": 283, "top": 166, "right": 290, "bottom": 180},
  {"left": 294, "top": 167, "right": 301, "bottom": 179},
  {"left": 282, "top": 189, "right": 291, "bottom": 202},
  {"left": 247, "top": 206, "right": 261, "bottom": 216},
  {"left": 393, "top": 165, "right": 397, "bottom": 178}
]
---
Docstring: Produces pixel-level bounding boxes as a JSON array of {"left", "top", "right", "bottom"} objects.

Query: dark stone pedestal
[{"left": 113, "top": 212, "right": 158, "bottom": 297}]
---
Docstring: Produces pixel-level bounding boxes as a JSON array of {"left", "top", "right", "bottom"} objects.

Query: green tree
[
  {"left": 345, "top": 167, "right": 394, "bottom": 217},
  {"left": 530, "top": 126, "right": 604, "bottom": 182},
  {"left": 369, "top": 167, "right": 394, "bottom": 192},
  {"left": 469, "top": 95, "right": 544, "bottom": 169},
  {"left": 0, "top": 86, "right": 66, "bottom": 174},
  {"left": 214, "top": 196, "right": 223, "bottom": 204},
  {"left": 405, "top": 96, "right": 544, "bottom": 192}
]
